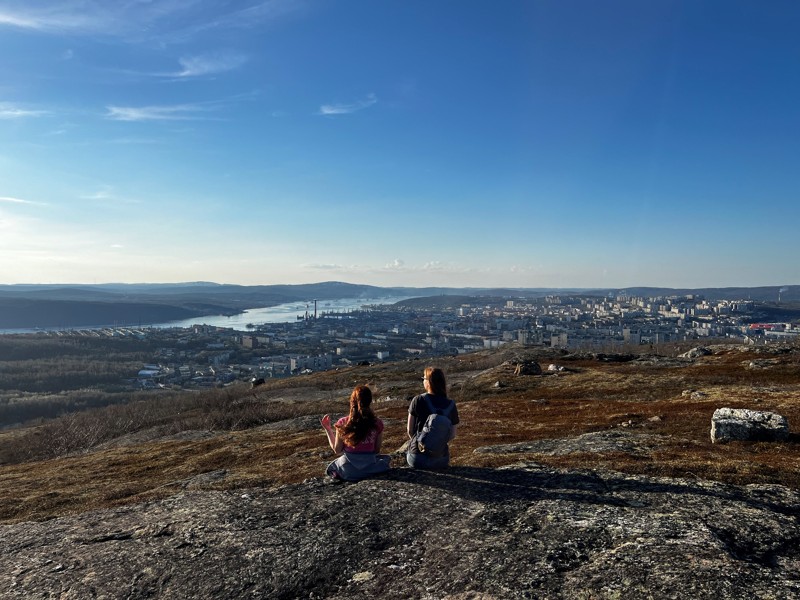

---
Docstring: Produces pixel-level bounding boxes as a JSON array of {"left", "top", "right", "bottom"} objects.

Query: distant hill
[{"left": 0, "top": 298, "right": 207, "bottom": 330}]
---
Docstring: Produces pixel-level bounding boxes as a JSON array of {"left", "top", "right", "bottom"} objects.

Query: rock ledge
[{"left": 2, "top": 464, "right": 799, "bottom": 599}]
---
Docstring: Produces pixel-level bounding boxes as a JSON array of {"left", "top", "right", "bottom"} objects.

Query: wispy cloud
[
  {"left": 509, "top": 265, "right": 537, "bottom": 273},
  {"left": 105, "top": 103, "right": 213, "bottom": 122},
  {"left": 383, "top": 258, "right": 405, "bottom": 270},
  {"left": 0, "top": 1, "right": 300, "bottom": 42},
  {"left": 105, "top": 92, "right": 254, "bottom": 122},
  {"left": 168, "top": 1, "right": 303, "bottom": 41},
  {"left": 107, "top": 137, "right": 164, "bottom": 145},
  {"left": 423, "top": 261, "right": 446, "bottom": 271},
  {"left": 80, "top": 187, "right": 114, "bottom": 201},
  {"left": 318, "top": 93, "right": 377, "bottom": 116},
  {"left": 304, "top": 259, "right": 475, "bottom": 276},
  {"left": 0, "top": 196, "right": 46, "bottom": 206},
  {"left": 0, "top": 4, "right": 99, "bottom": 32},
  {"left": 0, "top": 11, "right": 36, "bottom": 29},
  {"left": 0, "top": 102, "right": 49, "bottom": 119},
  {"left": 215, "top": 1, "right": 300, "bottom": 29},
  {"left": 379, "top": 259, "right": 470, "bottom": 274},
  {"left": 304, "top": 263, "right": 346, "bottom": 271},
  {"left": 173, "top": 52, "right": 247, "bottom": 78},
  {"left": 79, "top": 186, "right": 140, "bottom": 204},
  {"left": 133, "top": 52, "right": 248, "bottom": 79},
  {"left": 0, "top": 10, "right": 55, "bottom": 30}
]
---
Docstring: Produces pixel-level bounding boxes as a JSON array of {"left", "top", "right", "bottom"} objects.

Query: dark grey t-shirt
[{"left": 408, "top": 393, "right": 460, "bottom": 433}]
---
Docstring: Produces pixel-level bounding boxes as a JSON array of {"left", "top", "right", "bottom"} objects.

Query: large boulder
[
  {"left": 711, "top": 408, "right": 790, "bottom": 444},
  {"left": 512, "top": 360, "right": 542, "bottom": 376},
  {"left": 680, "top": 347, "right": 712, "bottom": 359}
]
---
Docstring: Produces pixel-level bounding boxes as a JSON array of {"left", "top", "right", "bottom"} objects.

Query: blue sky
[{"left": 1, "top": 1, "right": 798, "bottom": 288}]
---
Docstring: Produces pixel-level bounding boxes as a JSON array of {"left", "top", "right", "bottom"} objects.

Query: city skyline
[{"left": 1, "top": 1, "right": 799, "bottom": 288}]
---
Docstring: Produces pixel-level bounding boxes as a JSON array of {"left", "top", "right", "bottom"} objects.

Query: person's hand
[{"left": 320, "top": 414, "right": 332, "bottom": 431}]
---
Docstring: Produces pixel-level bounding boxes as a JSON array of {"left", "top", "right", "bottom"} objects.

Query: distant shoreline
[{"left": 0, "top": 296, "right": 409, "bottom": 334}]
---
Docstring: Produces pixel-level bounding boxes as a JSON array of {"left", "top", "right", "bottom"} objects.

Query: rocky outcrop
[
  {"left": 711, "top": 408, "right": 790, "bottom": 443},
  {"left": 679, "top": 347, "right": 712, "bottom": 359},
  {"left": 474, "top": 430, "right": 677, "bottom": 457},
  {"left": 747, "top": 359, "right": 781, "bottom": 370},
  {"left": 593, "top": 353, "right": 636, "bottom": 362},
  {"left": 2, "top": 464, "right": 799, "bottom": 599}
]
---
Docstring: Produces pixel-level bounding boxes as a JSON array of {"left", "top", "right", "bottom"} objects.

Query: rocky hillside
[{"left": 1, "top": 343, "right": 799, "bottom": 598}]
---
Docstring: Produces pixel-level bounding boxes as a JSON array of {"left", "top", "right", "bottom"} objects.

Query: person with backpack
[
  {"left": 321, "top": 385, "right": 391, "bottom": 481},
  {"left": 406, "top": 367, "right": 460, "bottom": 469}
]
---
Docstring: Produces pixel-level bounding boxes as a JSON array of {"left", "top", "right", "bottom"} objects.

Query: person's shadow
[{"left": 374, "top": 463, "right": 799, "bottom": 517}]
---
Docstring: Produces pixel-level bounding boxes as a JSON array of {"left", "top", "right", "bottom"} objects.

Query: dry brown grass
[{"left": 1, "top": 345, "right": 799, "bottom": 524}]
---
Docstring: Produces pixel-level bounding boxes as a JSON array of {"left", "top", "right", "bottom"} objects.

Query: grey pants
[{"left": 326, "top": 452, "right": 391, "bottom": 481}]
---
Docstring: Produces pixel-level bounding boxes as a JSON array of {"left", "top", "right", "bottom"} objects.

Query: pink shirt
[{"left": 335, "top": 416, "right": 384, "bottom": 453}]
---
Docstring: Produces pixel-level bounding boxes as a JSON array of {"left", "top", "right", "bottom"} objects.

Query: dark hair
[
  {"left": 424, "top": 367, "right": 447, "bottom": 397},
  {"left": 335, "top": 385, "right": 377, "bottom": 447}
]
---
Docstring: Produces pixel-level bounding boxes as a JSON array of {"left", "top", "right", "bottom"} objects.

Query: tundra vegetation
[{"left": 0, "top": 341, "right": 798, "bottom": 524}]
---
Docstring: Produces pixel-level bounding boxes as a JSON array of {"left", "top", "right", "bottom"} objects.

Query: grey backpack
[{"left": 417, "top": 395, "right": 454, "bottom": 457}]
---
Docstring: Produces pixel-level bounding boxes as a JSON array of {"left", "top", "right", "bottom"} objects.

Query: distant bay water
[
  {"left": 152, "top": 296, "right": 411, "bottom": 330},
  {"left": 0, "top": 296, "right": 411, "bottom": 334}
]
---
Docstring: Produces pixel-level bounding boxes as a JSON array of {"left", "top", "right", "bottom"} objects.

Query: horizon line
[{"left": 0, "top": 281, "right": 796, "bottom": 291}]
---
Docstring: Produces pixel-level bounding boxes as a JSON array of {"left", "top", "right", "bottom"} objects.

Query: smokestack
[{"left": 314, "top": 299, "right": 317, "bottom": 320}]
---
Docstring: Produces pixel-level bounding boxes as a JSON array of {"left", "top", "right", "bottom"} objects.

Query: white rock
[{"left": 711, "top": 407, "right": 789, "bottom": 444}]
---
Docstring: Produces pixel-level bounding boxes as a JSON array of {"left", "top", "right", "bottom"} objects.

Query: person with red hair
[{"left": 321, "top": 385, "right": 390, "bottom": 481}]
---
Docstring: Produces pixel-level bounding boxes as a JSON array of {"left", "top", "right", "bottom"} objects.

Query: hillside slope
[{"left": 1, "top": 344, "right": 799, "bottom": 598}]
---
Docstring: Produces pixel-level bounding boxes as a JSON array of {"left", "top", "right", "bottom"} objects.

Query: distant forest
[{"left": 0, "top": 336, "right": 155, "bottom": 427}]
